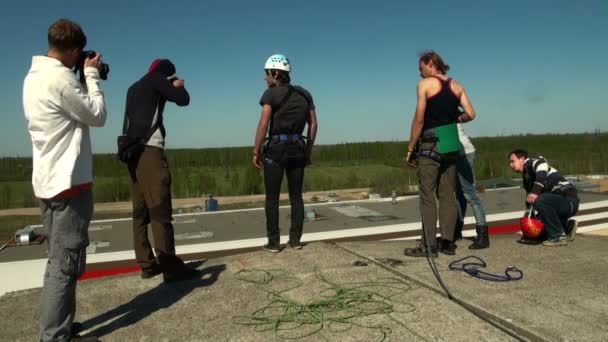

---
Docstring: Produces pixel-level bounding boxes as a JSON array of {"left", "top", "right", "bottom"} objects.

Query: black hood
[{"left": 148, "top": 59, "right": 176, "bottom": 77}]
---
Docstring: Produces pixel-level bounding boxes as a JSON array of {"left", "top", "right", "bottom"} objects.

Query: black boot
[
  {"left": 438, "top": 239, "right": 456, "bottom": 255},
  {"left": 140, "top": 262, "right": 162, "bottom": 279},
  {"left": 158, "top": 253, "right": 201, "bottom": 283},
  {"left": 469, "top": 225, "right": 489, "bottom": 249}
]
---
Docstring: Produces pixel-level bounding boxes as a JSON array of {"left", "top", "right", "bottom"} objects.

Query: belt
[
  {"left": 44, "top": 183, "right": 93, "bottom": 200},
  {"left": 269, "top": 134, "right": 304, "bottom": 142},
  {"left": 419, "top": 149, "right": 442, "bottom": 163}
]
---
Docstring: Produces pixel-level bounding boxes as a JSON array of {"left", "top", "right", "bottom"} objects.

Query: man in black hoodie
[{"left": 123, "top": 59, "right": 198, "bottom": 282}]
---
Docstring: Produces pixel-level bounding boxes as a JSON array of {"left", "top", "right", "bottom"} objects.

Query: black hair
[
  {"left": 508, "top": 149, "right": 528, "bottom": 160},
  {"left": 265, "top": 69, "right": 291, "bottom": 84}
]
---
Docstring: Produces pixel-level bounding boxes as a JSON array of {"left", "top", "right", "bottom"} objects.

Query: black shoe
[
  {"left": 71, "top": 322, "right": 83, "bottom": 337},
  {"left": 517, "top": 236, "right": 543, "bottom": 245},
  {"left": 141, "top": 263, "right": 162, "bottom": 279},
  {"left": 439, "top": 239, "right": 456, "bottom": 255},
  {"left": 263, "top": 243, "right": 281, "bottom": 253},
  {"left": 163, "top": 267, "right": 202, "bottom": 283},
  {"left": 157, "top": 253, "right": 189, "bottom": 272},
  {"left": 469, "top": 225, "right": 490, "bottom": 250},
  {"left": 288, "top": 241, "right": 303, "bottom": 250},
  {"left": 404, "top": 244, "right": 438, "bottom": 258}
]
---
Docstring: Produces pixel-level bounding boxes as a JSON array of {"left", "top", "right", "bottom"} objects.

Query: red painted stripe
[
  {"left": 489, "top": 224, "right": 520, "bottom": 235},
  {"left": 77, "top": 224, "right": 523, "bottom": 281},
  {"left": 79, "top": 266, "right": 140, "bottom": 281}
]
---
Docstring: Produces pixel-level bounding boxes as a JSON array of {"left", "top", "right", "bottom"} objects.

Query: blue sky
[{"left": 1, "top": 0, "right": 606, "bottom": 156}]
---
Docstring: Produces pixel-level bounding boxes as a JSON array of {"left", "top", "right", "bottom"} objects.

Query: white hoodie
[
  {"left": 457, "top": 123, "right": 475, "bottom": 155},
  {"left": 23, "top": 56, "right": 107, "bottom": 199}
]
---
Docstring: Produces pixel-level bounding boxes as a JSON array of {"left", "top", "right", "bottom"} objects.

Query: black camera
[{"left": 75, "top": 50, "right": 110, "bottom": 81}]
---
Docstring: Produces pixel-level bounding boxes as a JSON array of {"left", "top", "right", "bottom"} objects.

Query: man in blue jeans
[
  {"left": 508, "top": 149, "right": 579, "bottom": 246},
  {"left": 454, "top": 123, "right": 489, "bottom": 249}
]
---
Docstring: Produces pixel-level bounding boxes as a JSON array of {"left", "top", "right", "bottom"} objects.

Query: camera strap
[{"left": 121, "top": 99, "right": 161, "bottom": 142}]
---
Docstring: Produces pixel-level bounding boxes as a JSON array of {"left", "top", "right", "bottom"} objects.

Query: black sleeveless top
[{"left": 422, "top": 77, "right": 460, "bottom": 131}]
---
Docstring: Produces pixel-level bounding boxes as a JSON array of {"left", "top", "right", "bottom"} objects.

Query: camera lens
[{"left": 99, "top": 63, "right": 110, "bottom": 80}]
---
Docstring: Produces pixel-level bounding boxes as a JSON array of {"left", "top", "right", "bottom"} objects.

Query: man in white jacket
[{"left": 23, "top": 19, "right": 106, "bottom": 342}]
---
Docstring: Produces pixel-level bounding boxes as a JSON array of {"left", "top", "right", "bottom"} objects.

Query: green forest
[{"left": 0, "top": 133, "right": 606, "bottom": 209}]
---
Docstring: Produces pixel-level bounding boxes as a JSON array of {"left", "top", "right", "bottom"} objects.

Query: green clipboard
[{"left": 435, "top": 123, "right": 461, "bottom": 154}]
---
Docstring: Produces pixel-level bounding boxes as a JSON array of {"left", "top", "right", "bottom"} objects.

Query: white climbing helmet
[{"left": 264, "top": 54, "right": 291, "bottom": 72}]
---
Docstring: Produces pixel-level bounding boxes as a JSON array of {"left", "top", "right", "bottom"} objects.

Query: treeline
[{"left": 0, "top": 133, "right": 606, "bottom": 209}]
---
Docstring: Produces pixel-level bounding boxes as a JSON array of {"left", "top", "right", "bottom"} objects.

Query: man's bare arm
[{"left": 306, "top": 109, "right": 318, "bottom": 164}]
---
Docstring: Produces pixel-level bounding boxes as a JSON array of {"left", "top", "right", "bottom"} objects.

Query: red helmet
[{"left": 520, "top": 217, "right": 544, "bottom": 238}]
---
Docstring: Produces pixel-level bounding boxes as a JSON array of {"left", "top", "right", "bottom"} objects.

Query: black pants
[
  {"left": 263, "top": 141, "right": 306, "bottom": 245},
  {"left": 535, "top": 193, "right": 579, "bottom": 239}
]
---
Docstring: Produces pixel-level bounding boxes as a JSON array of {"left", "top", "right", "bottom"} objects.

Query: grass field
[{"left": 0, "top": 133, "right": 606, "bottom": 210}]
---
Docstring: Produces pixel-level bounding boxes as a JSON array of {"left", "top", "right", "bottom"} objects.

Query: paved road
[{"left": 1, "top": 188, "right": 607, "bottom": 263}]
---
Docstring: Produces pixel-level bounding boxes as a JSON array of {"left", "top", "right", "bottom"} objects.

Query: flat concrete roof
[{"left": 2, "top": 234, "right": 607, "bottom": 341}]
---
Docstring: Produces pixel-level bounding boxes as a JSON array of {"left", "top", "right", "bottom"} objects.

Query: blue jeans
[{"left": 456, "top": 152, "right": 487, "bottom": 226}]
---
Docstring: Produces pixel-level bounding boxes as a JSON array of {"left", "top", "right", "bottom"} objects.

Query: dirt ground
[{"left": 0, "top": 188, "right": 371, "bottom": 217}]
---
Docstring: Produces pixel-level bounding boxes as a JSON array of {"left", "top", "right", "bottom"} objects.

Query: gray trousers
[
  {"left": 39, "top": 190, "right": 92, "bottom": 342},
  {"left": 417, "top": 142, "right": 458, "bottom": 247}
]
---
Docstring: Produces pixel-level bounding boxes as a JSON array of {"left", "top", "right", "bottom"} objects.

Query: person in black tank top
[
  {"left": 252, "top": 54, "right": 319, "bottom": 252},
  {"left": 422, "top": 77, "right": 460, "bottom": 131},
  {"left": 404, "top": 50, "right": 478, "bottom": 257}
]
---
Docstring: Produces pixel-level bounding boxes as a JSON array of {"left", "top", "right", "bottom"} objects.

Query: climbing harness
[{"left": 419, "top": 149, "right": 442, "bottom": 163}]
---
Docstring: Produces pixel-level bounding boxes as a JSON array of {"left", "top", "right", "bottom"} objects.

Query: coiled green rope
[{"left": 233, "top": 268, "right": 426, "bottom": 341}]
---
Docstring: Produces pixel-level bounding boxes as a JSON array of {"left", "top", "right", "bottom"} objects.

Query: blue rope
[{"left": 448, "top": 256, "right": 523, "bottom": 282}]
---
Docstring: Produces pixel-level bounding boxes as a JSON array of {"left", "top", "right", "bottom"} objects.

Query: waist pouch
[
  {"left": 264, "top": 140, "right": 306, "bottom": 167},
  {"left": 434, "top": 123, "right": 462, "bottom": 154},
  {"left": 117, "top": 135, "right": 145, "bottom": 163}
]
